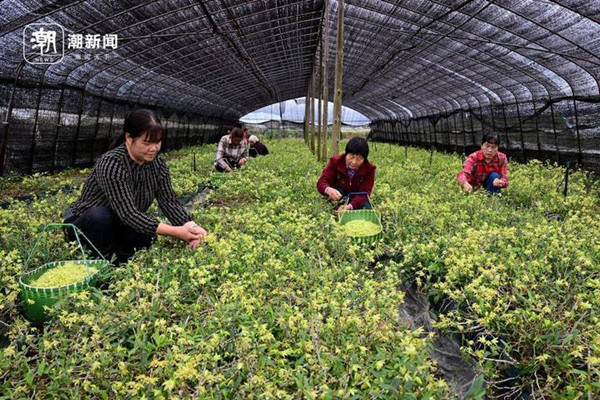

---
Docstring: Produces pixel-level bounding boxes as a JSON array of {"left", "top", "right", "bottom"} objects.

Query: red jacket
[
  {"left": 317, "top": 154, "right": 376, "bottom": 209},
  {"left": 457, "top": 150, "right": 509, "bottom": 188}
]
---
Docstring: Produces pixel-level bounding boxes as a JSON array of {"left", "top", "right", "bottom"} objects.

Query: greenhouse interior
[{"left": 1, "top": 0, "right": 599, "bottom": 398}]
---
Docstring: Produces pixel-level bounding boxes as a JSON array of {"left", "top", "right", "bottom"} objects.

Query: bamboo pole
[
  {"left": 317, "top": 47, "right": 322, "bottom": 160},
  {"left": 310, "top": 71, "right": 317, "bottom": 154},
  {"left": 321, "top": 0, "right": 330, "bottom": 161},
  {"left": 331, "top": 0, "right": 344, "bottom": 156},
  {"left": 304, "top": 82, "right": 310, "bottom": 145},
  {"left": 308, "top": 77, "right": 314, "bottom": 152}
]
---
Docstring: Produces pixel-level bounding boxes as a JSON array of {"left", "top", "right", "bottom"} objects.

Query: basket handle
[
  {"left": 339, "top": 192, "right": 382, "bottom": 226},
  {"left": 344, "top": 191, "right": 376, "bottom": 210},
  {"left": 24, "top": 223, "right": 108, "bottom": 272}
]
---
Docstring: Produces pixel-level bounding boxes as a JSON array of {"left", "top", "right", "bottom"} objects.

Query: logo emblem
[{"left": 23, "top": 23, "right": 64, "bottom": 65}]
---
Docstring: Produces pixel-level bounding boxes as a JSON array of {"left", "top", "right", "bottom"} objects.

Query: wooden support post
[
  {"left": 91, "top": 95, "right": 103, "bottom": 164},
  {"left": 320, "top": 0, "right": 330, "bottom": 162},
  {"left": 106, "top": 102, "right": 116, "bottom": 150},
  {"left": 0, "top": 62, "right": 26, "bottom": 175},
  {"left": 317, "top": 63, "right": 322, "bottom": 160},
  {"left": 163, "top": 117, "right": 169, "bottom": 150},
  {"left": 469, "top": 110, "right": 476, "bottom": 146},
  {"left": 452, "top": 112, "right": 459, "bottom": 153},
  {"left": 515, "top": 101, "right": 526, "bottom": 162},
  {"left": 572, "top": 98, "right": 583, "bottom": 167},
  {"left": 71, "top": 90, "right": 85, "bottom": 168},
  {"left": 28, "top": 85, "right": 43, "bottom": 174},
  {"left": 51, "top": 86, "right": 65, "bottom": 173},
  {"left": 331, "top": 0, "right": 344, "bottom": 156},
  {"left": 310, "top": 72, "right": 317, "bottom": 154},
  {"left": 308, "top": 79, "right": 314, "bottom": 152},
  {"left": 499, "top": 103, "right": 511, "bottom": 149},
  {"left": 460, "top": 111, "right": 467, "bottom": 156},
  {"left": 549, "top": 99, "right": 560, "bottom": 164},
  {"left": 304, "top": 83, "right": 310, "bottom": 145},
  {"left": 532, "top": 100, "right": 542, "bottom": 160}
]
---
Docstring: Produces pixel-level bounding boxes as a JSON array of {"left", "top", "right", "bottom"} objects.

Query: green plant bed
[
  {"left": 339, "top": 209, "right": 383, "bottom": 244},
  {"left": 18, "top": 259, "right": 110, "bottom": 324},
  {"left": 209, "top": 172, "right": 233, "bottom": 189}
]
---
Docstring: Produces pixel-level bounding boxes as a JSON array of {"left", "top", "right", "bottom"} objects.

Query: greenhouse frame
[{"left": 1, "top": 1, "right": 600, "bottom": 399}]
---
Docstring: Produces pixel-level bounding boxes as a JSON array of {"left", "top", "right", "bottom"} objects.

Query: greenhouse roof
[{"left": 1, "top": 0, "right": 599, "bottom": 121}]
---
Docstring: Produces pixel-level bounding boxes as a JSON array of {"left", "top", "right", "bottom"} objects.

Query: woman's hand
[
  {"left": 493, "top": 178, "right": 503, "bottom": 187},
  {"left": 184, "top": 222, "right": 208, "bottom": 250},
  {"left": 173, "top": 225, "right": 202, "bottom": 242},
  {"left": 461, "top": 182, "right": 473, "bottom": 193},
  {"left": 326, "top": 188, "right": 343, "bottom": 201},
  {"left": 157, "top": 222, "right": 207, "bottom": 247},
  {"left": 336, "top": 204, "right": 351, "bottom": 213},
  {"left": 183, "top": 221, "right": 207, "bottom": 241}
]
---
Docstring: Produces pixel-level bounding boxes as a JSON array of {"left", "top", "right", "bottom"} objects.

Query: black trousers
[
  {"left": 64, "top": 206, "right": 154, "bottom": 265},
  {"left": 215, "top": 159, "right": 241, "bottom": 172}
]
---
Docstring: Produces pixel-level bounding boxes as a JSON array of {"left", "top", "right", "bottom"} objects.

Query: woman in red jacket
[{"left": 317, "top": 137, "right": 376, "bottom": 212}]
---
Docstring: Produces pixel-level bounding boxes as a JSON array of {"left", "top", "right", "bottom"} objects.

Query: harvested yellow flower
[
  {"left": 342, "top": 220, "right": 381, "bottom": 237},
  {"left": 29, "top": 262, "right": 97, "bottom": 288}
]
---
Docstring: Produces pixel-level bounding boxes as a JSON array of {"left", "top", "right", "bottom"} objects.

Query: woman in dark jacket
[
  {"left": 317, "top": 137, "right": 376, "bottom": 213},
  {"left": 64, "top": 109, "right": 207, "bottom": 264}
]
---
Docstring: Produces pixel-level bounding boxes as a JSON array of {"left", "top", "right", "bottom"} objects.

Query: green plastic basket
[
  {"left": 17, "top": 223, "right": 111, "bottom": 325},
  {"left": 18, "top": 259, "right": 110, "bottom": 324},
  {"left": 339, "top": 209, "right": 384, "bottom": 244}
]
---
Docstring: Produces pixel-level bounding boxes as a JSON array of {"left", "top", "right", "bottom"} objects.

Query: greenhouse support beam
[
  {"left": 50, "top": 86, "right": 65, "bottom": 173},
  {"left": 163, "top": 117, "right": 169, "bottom": 150},
  {"left": 445, "top": 116, "right": 451, "bottom": 148},
  {"left": 452, "top": 112, "right": 459, "bottom": 153},
  {"left": 478, "top": 106, "right": 485, "bottom": 138},
  {"left": 469, "top": 110, "right": 476, "bottom": 145},
  {"left": 426, "top": 118, "right": 432, "bottom": 148},
  {"left": 304, "top": 82, "right": 309, "bottom": 145},
  {"left": 564, "top": 162, "right": 570, "bottom": 197},
  {"left": 307, "top": 78, "right": 313, "bottom": 147},
  {"left": 516, "top": 101, "right": 525, "bottom": 162},
  {"left": 185, "top": 121, "right": 191, "bottom": 145},
  {"left": 0, "top": 62, "right": 25, "bottom": 176},
  {"left": 91, "top": 95, "right": 103, "bottom": 164},
  {"left": 320, "top": 0, "right": 329, "bottom": 163},
  {"left": 71, "top": 90, "right": 85, "bottom": 168},
  {"left": 202, "top": 117, "right": 208, "bottom": 145},
  {"left": 460, "top": 111, "right": 467, "bottom": 156},
  {"left": 331, "top": 0, "right": 344, "bottom": 156},
  {"left": 419, "top": 118, "right": 426, "bottom": 147},
  {"left": 532, "top": 99, "right": 542, "bottom": 160},
  {"left": 572, "top": 99, "right": 583, "bottom": 167},
  {"left": 492, "top": 104, "right": 501, "bottom": 146},
  {"left": 308, "top": 76, "right": 314, "bottom": 153},
  {"left": 107, "top": 102, "right": 116, "bottom": 149},
  {"left": 549, "top": 100, "right": 560, "bottom": 164},
  {"left": 28, "top": 85, "right": 43, "bottom": 174},
  {"left": 177, "top": 117, "right": 183, "bottom": 149},
  {"left": 317, "top": 49, "right": 322, "bottom": 162}
]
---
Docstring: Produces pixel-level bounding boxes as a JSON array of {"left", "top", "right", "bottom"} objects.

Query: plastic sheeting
[{"left": 240, "top": 97, "right": 370, "bottom": 126}]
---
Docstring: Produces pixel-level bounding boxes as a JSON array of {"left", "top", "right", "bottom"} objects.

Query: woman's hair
[
  {"left": 230, "top": 127, "right": 244, "bottom": 139},
  {"left": 345, "top": 136, "right": 369, "bottom": 160},
  {"left": 482, "top": 132, "right": 500, "bottom": 146},
  {"left": 109, "top": 109, "right": 163, "bottom": 150}
]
